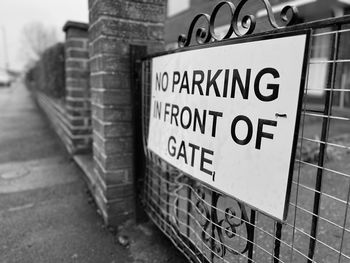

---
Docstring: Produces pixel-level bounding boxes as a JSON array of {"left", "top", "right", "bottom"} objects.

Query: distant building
[
  {"left": 165, "top": 0, "right": 350, "bottom": 110},
  {"left": 165, "top": 0, "right": 350, "bottom": 47}
]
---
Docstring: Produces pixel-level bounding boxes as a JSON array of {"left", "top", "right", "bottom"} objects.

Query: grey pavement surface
[
  {"left": 0, "top": 84, "right": 186, "bottom": 263},
  {"left": 0, "top": 82, "right": 187, "bottom": 263},
  {"left": 0, "top": 83, "right": 132, "bottom": 262}
]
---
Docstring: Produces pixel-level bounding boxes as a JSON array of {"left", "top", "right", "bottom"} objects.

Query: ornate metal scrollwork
[
  {"left": 194, "top": 188, "right": 252, "bottom": 258},
  {"left": 171, "top": 181, "right": 252, "bottom": 259},
  {"left": 178, "top": 0, "right": 299, "bottom": 47}
]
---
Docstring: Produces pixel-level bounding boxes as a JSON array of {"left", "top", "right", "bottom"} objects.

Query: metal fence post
[{"left": 130, "top": 44, "right": 148, "bottom": 223}]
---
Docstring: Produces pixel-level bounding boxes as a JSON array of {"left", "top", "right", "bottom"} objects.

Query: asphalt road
[{"left": 0, "top": 82, "right": 131, "bottom": 263}]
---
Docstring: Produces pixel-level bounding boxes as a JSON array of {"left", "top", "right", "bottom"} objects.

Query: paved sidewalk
[
  {"left": 0, "top": 83, "right": 131, "bottom": 263},
  {"left": 0, "top": 83, "right": 188, "bottom": 263}
]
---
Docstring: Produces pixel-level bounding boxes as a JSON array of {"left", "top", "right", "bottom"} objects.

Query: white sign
[{"left": 147, "top": 32, "right": 310, "bottom": 221}]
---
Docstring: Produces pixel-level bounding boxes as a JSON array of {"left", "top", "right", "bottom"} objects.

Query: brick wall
[
  {"left": 88, "top": 0, "right": 167, "bottom": 225},
  {"left": 63, "top": 21, "right": 92, "bottom": 154}
]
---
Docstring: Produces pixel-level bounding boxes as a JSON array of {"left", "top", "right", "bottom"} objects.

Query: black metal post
[
  {"left": 274, "top": 222, "right": 282, "bottom": 263},
  {"left": 247, "top": 210, "right": 256, "bottom": 263},
  {"left": 130, "top": 45, "right": 148, "bottom": 223},
  {"left": 307, "top": 25, "right": 340, "bottom": 262},
  {"left": 210, "top": 191, "right": 219, "bottom": 262}
]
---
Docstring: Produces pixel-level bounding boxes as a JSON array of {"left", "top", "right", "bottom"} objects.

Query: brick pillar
[
  {"left": 89, "top": 0, "right": 167, "bottom": 225},
  {"left": 63, "top": 21, "right": 92, "bottom": 154}
]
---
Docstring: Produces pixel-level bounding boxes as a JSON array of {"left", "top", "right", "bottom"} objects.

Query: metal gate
[{"left": 140, "top": 2, "right": 350, "bottom": 262}]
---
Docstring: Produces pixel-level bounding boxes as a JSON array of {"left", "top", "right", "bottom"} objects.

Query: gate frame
[{"left": 139, "top": 5, "right": 350, "bottom": 262}]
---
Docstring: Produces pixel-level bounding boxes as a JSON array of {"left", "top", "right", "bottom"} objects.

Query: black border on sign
[{"left": 146, "top": 29, "right": 312, "bottom": 223}]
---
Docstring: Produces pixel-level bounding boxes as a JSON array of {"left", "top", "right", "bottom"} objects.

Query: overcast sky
[{"left": 0, "top": 0, "right": 88, "bottom": 71}]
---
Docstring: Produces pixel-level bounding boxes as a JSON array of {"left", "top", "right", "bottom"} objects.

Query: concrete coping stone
[{"left": 63, "top": 21, "right": 89, "bottom": 33}]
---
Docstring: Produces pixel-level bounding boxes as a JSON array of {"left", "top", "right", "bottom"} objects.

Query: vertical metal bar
[
  {"left": 337, "top": 180, "right": 350, "bottom": 262},
  {"left": 307, "top": 25, "right": 340, "bottom": 262},
  {"left": 290, "top": 96, "right": 308, "bottom": 263},
  {"left": 339, "top": 73, "right": 346, "bottom": 109},
  {"left": 150, "top": 159, "right": 155, "bottom": 216},
  {"left": 273, "top": 222, "right": 282, "bottom": 263},
  {"left": 210, "top": 191, "right": 218, "bottom": 262},
  {"left": 141, "top": 61, "right": 147, "bottom": 209},
  {"left": 147, "top": 61, "right": 153, "bottom": 216},
  {"left": 146, "top": 59, "right": 153, "bottom": 218},
  {"left": 146, "top": 62, "right": 153, "bottom": 217},
  {"left": 186, "top": 180, "right": 192, "bottom": 241},
  {"left": 157, "top": 163, "right": 162, "bottom": 224},
  {"left": 247, "top": 210, "right": 256, "bottom": 263},
  {"left": 166, "top": 169, "right": 170, "bottom": 225},
  {"left": 176, "top": 179, "right": 180, "bottom": 221},
  {"left": 130, "top": 45, "right": 148, "bottom": 223}
]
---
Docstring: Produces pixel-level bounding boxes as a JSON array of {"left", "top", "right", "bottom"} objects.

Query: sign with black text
[{"left": 147, "top": 31, "right": 310, "bottom": 221}]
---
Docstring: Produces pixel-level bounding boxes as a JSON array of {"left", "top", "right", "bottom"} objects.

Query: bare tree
[{"left": 20, "top": 22, "right": 58, "bottom": 65}]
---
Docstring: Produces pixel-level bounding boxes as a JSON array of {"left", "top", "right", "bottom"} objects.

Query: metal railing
[{"left": 141, "top": 13, "right": 350, "bottom": 263}]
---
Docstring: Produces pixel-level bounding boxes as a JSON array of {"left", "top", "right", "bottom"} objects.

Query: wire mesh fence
[{"left": 141, "top": 17, "right": 350, "bottom": 263}]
